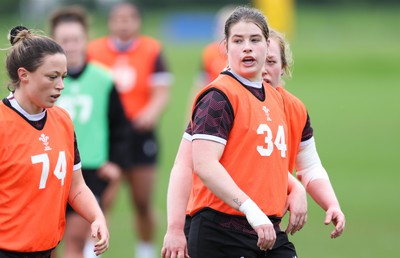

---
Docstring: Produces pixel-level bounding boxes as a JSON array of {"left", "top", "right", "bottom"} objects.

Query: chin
[{"left": 45, "top": 102, "right": 56, "bottom": 109}]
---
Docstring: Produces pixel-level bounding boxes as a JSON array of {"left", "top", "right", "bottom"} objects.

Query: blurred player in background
[
  {"left": 49, "top": 6, "right": 130, "bottom": 258},
  {"left": 87, "top": 2, "right": 173, "bottom": 258},
  {"left": 194, "top": 5, "right": 235, "bottom": 88}
]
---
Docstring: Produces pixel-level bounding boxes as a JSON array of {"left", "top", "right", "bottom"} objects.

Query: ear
[
  {"left": 223, "top": 39, "right": 228, "bottom": 53},
  {"left": 17, "top": 67, "right": 29, "bottom": 83}
]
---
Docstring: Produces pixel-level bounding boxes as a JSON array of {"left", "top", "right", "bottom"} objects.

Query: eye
[
  {"left": 266, "top": 58, "right": 276, "bottom": 65},
  {"left": 48, "top": 75, "right": 57, "bottom": 80}
]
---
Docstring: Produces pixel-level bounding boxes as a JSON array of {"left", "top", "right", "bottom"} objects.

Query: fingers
[
  {"left": 91, "top": 225, "right": 109, "bottom": 256},
  {"left": 330, "top": 216, "right": 345, "bottom": 239},
  {"left": 161, "top": 246, "right": 168, "bottom": 258},
  {"left": 325, "top": 208, "right": 345, "bottom": 238},
  {"left": 94, "top": 239, "right": 109, "bottom": 256},
  {"left": 93, "top": 234, "right": 109, "bottom": 255},
  {"left": 255, "top": 224, "right": 276, "bottom": 251},
  {"left": 161, "top": 232, "right": 190, "bottom": 258},
  {"left": 285, "top": 212, "right": 307, "bottom": 235},
  {"left": 161, "top": 248, "right": 189, "bottom": 258}
]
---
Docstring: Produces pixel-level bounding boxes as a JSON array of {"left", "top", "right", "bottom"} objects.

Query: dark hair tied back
[{"left": 8, "top": 25, "right": 29, "bottom": 46}]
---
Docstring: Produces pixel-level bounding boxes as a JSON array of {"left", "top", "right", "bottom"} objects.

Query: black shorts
[
  {"left": 188, "top": 208, "right": 297, "bottom": 258},
  {"left": 184, "top": 214, "right": 192, "bottom": 240},
  {"left": 0, "top": 248, "right": 53, "bottom": 258},
  {"left": 122, "top": 128, "right": 158, "bottom": 169},
  {"left": 66, "top": 168, "right": 108, "bottom": 213}
]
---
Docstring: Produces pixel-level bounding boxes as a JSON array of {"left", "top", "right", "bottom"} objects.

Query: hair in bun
[
  {"left": 5, "top": 25, "right": 65, "bottom": 91},
  {"left": 8, "top": 25, "right": 30, "bottom": 46}
]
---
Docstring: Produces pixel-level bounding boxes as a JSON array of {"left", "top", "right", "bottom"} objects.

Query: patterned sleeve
[
  {"left": 191, "top": 89, "right": 234, "bottom": 143},
  {"left": 73, "top": 131, "right": 81, "bottom": 166},
  {"left": 185, "top": 121, "right": 192, "bottom": 135},
  {"left": 301, "top": 112, "right": 314, "bottom": 142}
]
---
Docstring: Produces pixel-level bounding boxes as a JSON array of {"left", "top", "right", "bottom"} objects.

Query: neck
[
  {"left": 229, "top": 69, "right": 263, "bottom": 88},
  {"left": 13, "top": 90, "right": 43, "bottom": 114}
]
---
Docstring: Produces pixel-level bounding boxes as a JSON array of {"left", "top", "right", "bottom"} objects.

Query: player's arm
[
  {"left": 192, "top": 139, "right": 275, "bottom": 251},
  {"left": 285, "top": 172, "right": 307, "bottom": 235},
  {"left": 190, "top": 89, "right": 275, "bottom": 251},
  {"left": 132, "top": 52, "right": 173, "bottom": 131},
  {"left": 295, "top": 137, "right": 345, "bottom": 238},
  {"left": 162, "top": 133, "right": 192, "bottom": 258},
  {"left": 68, "top": 132, "right": 109, "bottom": 255},
  {"left": 99, "top": 86, "right": 130, "bottom": 182},
  {"left": 68, "top": 168, "right": 109, "bottom": 255}
]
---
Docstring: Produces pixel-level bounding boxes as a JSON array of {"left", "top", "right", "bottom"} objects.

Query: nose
[
  {"left": 56, "top": 78, "right": 65, "bottom": 91},
  {"left": 243, "top": 40, "right": 252, "bottom": 52},
  {"left": 262, "top": 69, "right": 267, "bottom": 77},
  {"left": 262, "top": 63, "right": 268, "bottom": 76}
]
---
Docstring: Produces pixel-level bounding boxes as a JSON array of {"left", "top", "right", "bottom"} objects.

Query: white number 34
[
  {"left": 257, "top": 124, "right": 287, "bottom": 157},
  {"left": 31, "top": 151, "right": 67, "bottom": 189}
]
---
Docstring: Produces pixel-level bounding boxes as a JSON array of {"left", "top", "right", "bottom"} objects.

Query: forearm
[
  {"left": 69, "top": 171, "right": 105, "bottom": 223},
  {"left": 166, "top": 138, "right": 194, "bottom": 230},
  {"left": 295, "top": 138, "right": 329, "bottom": 188},
  {"left": 287, "top": 171, "right": 304, "bottom": 194},
  {"left": 143, "top": 86, "right": 170, "bottom": 121},
  {"left": 306, "top": 178, "right": 340, "bottom": 211},
  {"left": 167, "top": 164, "right": 192, "bottom": 230}
]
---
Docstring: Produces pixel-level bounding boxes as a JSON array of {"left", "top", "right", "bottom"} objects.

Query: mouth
[
  {"left": 242, "top": 56, "right": 256, "bottom": 66},
  {"left": 263, "top": 78, "right": 271, "bottom": 84},
  {"left": 51, "top": 94, "right": 60, "bottom": 101}
]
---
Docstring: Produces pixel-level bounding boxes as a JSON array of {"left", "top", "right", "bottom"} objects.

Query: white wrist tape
[
  {"left": 239, "top": 198, "right": 272, "bottom": 227},
  {"left": 295, "top": 137, "right": 330, "bottom": 187}
]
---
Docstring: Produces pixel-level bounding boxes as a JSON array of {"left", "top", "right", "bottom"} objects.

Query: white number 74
[{"left": 31, "top": 151, "right": 67, "bottom": 189}]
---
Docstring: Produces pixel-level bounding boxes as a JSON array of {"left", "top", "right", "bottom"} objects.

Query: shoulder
[
  {"left": 86, "top": 62, "right": 113, "bottom": 80},
  {"left": 138, "top": 36, "right": 162, "bottom": 51},
  {"left": 88, "top": 37, "right": 108, "bottom": 48},
  {"left": 140, "top": 35, "right": 161, "bottom": 45},
  {"left": 203, "top": 41, "right": 218, "bottom": 54},
  {"left": 276, "top": 86, "right": 306, "bottom": 110},
  {"left": 49, "top": 106, "right": 73, "bottom": 126}
]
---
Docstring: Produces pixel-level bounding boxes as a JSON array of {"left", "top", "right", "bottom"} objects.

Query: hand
[
  {"left": 284, "top": 183, "right": 307, "bottom": 235},
  {"left": 131, "top": 110, "right": 157, "bottom": 132},
  {"left": 97, "top": 162, "right": 121, "bottom": 182},
  {"left": 253, "top": 223, "right": 276, "bottom": 251},
  {"left": 91, "top": 219, "right": 110, "bottom": 256},
  {"left": 324, "top": 205, "right": 345, "bottom": 238},
  {"left": 161, "top": 228, "right": 190, "bottom": 258},
  {"left": 239, "top": 198, "right": 276, "bottom": 251}
]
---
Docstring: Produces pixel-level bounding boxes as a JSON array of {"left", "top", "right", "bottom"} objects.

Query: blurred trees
[
  {"left": 0, "top": 0, "right": 398, "bottom": 18},
  {"left": 2, "top": 0, "right": 398, "bottom": 14}
]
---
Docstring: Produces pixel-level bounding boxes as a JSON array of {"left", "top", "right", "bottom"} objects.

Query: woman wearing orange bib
[
  {"left": 186, "top": 7, "right": 294, "bottom": 257},
  {"left": 161, "top": 9, "right": 345, "bottom": 257},
  {"left": 0, "top": 26, "right": 109, "bottom": 258}
]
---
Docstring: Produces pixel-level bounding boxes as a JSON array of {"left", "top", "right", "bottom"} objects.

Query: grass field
[{"left": 0, "top": 4, "right": 399, "bottom": 258}]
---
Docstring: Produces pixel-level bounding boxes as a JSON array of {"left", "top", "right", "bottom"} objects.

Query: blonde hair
[{"left": 269, "top": 29, "right": 293, "bottom": 79}]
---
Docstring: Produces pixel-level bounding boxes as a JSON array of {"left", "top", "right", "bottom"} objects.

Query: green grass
[{"left": 0, "top": 4, "right": 399, "bottom": 257}]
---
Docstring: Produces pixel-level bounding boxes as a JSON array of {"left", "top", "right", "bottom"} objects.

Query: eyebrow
[{"left": 232, "top": 34, "right": 262, "bottom": 37}]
